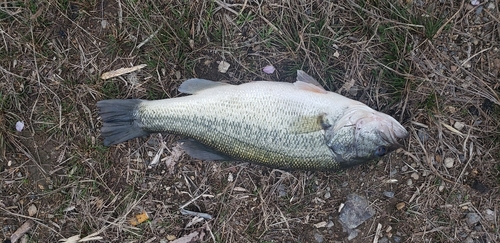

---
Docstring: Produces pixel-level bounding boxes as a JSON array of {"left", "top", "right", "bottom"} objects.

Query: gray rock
[
  {"left": 314, "top": 232, "right": 324, "bottom": 243},
  {"left": 417, "top": 129, "right": 429, "bottom": 142},
  {"left": 484, "top": 209, "right": 495, "bottom": 222},
  {"left": 379, "top": 237, "right": 389, "bottom": 243},
  {"left": 383, "top": 191, "right": 395, "bottom": 198},
  {"left": 338, "top": 194, "right": 376, "bottom": 240},
  {"left": 465, "top": 212, "right": 481, "bottom": 225},
  {"left": 393, "top": 235, "right": 402, "bottom": 243}
]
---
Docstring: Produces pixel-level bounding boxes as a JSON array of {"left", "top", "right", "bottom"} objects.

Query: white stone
[
  {"left": 444, "top": 157, "right": 454, "bottom": 168},
  {"left": 454, "top": 121, "right": 465, "bottom": 130}
]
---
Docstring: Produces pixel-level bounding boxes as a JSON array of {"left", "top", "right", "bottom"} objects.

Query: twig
[{"left": 10, "top": 220, "right": 34, "bottom": 243}]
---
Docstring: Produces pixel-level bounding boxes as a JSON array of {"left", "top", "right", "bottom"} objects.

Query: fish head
[{"left": 325, "top": 105, "right": 408, "bottom": 168}]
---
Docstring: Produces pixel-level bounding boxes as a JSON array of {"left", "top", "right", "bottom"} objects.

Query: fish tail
[{"left": 97, "top": 99, "right": 150, "bottom": 146}]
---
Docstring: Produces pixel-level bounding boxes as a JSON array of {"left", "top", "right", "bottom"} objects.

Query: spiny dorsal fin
[
  {"left": 294, "top": 81, "right": 327, "bottom": 94},
  {"left": 178, "top": 78, "right": 229, "bottom": 94},
  {"left": 296, "top": 70, "right": 324, "bottom": 88}
]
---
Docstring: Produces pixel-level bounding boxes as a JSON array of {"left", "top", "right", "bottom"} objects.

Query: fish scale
[
  {"left": 135, "top": 90, "right": 336, "bottom": 170},
  {"left": 97, "top": 71, "right": 408, "bottom": 171}
]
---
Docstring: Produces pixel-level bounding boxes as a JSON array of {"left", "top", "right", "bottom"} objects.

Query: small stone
[
  {"left": 314, "top": 221, "right": 328, "bottom": 228},
  {"left": 454, "top": 121, "right": 465, "bottom": 130},
  {"left": 379, "top": 237, "right": 389, "bottom": 243},
  {"left": 314, "top": 232, "right": 324, "bottom": 243},
  {"left": 465, "top": 213, "right": 481, "bottom": 225},
  {"left": 324, "top": 191, "right": 331, "bottom": 199},
  {"left": 401, "top": 165, "right": 408, "bottom": 172},
  {"left": 407, "top": 179, "right": 413, "bottom": 186},
  {"left": 422, "top": 170, "right": 430, "bottom": 177},
  {"left": 444, "top": 157, "right": 454, "bottom": 168},
  {"left": 393, "top": 235, "right": 402, "bottom": 243},
  {"left": 411, "top": 172, "right": 419, "bottom": 180},
  {"left": 450, "top": 66, "right": 457, "bottom": 72},
  {"left": 326, "top": 221, "right": 334, "bottom": 228},
  {"left": 166, "top": 235, "right": 176, "bottom": 241},
  {"left": 487, "top": 2, "right": 495, "bottom": 9},
  {"left": 227, "top": 173, "right": 233, "bottom": 182},
  {"left": 396, "top": 202, "right": 405, "bottom": 210},
  {"left": 439, "top": 184, "right": 445, "bottom": 192},
  {"left": 447, "top": 106, "right": 457, "bottom": 113},
  {"left": 417, "top": 128, "right": 429, "bottom": 142},
  {"left": 28, "top": 204, "right": 37, "bottom": 216},
  {"left": 386, "top": 225, "right": 392, "bottom": 232},
  {"left": 218, "top": 61, "right": 230, "bottom": 73},
  {"left": 484, "top": 209, "right": 495, "bottom": 221},
  {"left": 383, "top": 191, "right": 395, "bottom": 198}
]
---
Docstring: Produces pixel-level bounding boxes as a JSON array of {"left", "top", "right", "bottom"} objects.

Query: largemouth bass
[{"left": 97, "top": 71, "right": 407, "bottom": 170}]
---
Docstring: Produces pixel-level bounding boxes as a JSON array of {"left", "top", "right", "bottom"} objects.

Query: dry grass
[{"left": 0, "top": 0, "right": 499, "bottom": 242}]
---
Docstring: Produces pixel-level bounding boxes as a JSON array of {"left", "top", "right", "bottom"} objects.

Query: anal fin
[{"left": 179, "top": 139, "right": 234, "bottom": 161}]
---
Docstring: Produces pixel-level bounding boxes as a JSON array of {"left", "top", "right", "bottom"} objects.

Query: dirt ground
[{"left": 1, "top": 0, "right": 499, "bottom": 242}]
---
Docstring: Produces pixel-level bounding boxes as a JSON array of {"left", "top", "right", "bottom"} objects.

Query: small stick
[
  {"left": 100, "top": 64, "right": 147, "bottom": 80},
  {"left": 10, "top": 220, "right": 35, "bottom": 243}
]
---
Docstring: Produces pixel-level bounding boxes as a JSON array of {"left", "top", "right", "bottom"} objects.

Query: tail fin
[{"left": 97, "top": 99, "right": 150, "bottom": 146}]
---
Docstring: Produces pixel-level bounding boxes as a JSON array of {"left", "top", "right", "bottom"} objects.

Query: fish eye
[{"left": 374, "top": 146, "right": 387, "bottom": 157}]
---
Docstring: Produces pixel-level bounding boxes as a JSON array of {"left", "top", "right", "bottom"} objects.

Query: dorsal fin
[
  {"left": 294, "top": 81, "right": 327, "bottom": 94},
  {"left": 178, "top": 78, "right": 229, "bottom": 94},
  {"left": 296, "top": 70, "right": 324, "bottom": 88}
]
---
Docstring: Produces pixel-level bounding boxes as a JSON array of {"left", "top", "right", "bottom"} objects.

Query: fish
[{"left": 97, "top": 70, "right": 408, "bottom": 171}]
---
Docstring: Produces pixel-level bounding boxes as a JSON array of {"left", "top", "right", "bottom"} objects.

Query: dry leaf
[{"left": 129, "top": 211, "right": 149, "bottom": 226}]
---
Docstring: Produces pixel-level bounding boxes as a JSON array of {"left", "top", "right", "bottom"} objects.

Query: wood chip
[{"left": 100, "top": 64, "right": 147, "bottom": 80}]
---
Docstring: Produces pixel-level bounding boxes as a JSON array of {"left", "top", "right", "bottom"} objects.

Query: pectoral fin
[
  {"left": 179, "top": 139, "right": 234, "bottom": 161},
  {"left": 288, "top": 113, "right": 333, "bottom": 134}
]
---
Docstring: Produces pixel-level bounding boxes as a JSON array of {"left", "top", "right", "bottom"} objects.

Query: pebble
[
  {"left": 444, "top": 158, "right": 454, "bottom": 168},
  {"left": 383, "top": 191, "right": 395, "bottom": 198},
  {"left": 411, "top": 172, "right": 419, "bottom": 180},
  {"left": 28, "top": 204, "right": 37, "bottom": 216},
  {"left": 379, "top": 237, "right": 389, "bottom": 243},
  {"left": 324, "top": 191, "right": 331, "bottom": 199},
  {"left": 484, "top": 209, "right": 495, "bottom": 221},
  {"left": 487, "top": 2, "right": 495, "bottom": 9},
  {"left": 401, "top": 165, "right": 408, "bottom": 172},
  {"left": 166, "top": 235, "right": 176, "bottom": 241},
  {"left": 465, "top": 212, "right": 481, "bottom": 225},
  {"left": 393, "top": 235, "right": 402, "bottom": 243},
  {"left": 407, "top": 179, "right": 413, "bottom": 186},
  {"left": 439, "top": 184, "right": 445, "bottom": 192},
  {"left": 422, "top": 170, "right": 430, "bottom": 177},
  {"left": 417, "top": 129, "right": 429, "bottom": 143},
  {"left": 314, "top": 232, "right": 324, "bottom": 243},
  {"left": 454, "top": 121, "right": 465, "bottom": 130}
]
